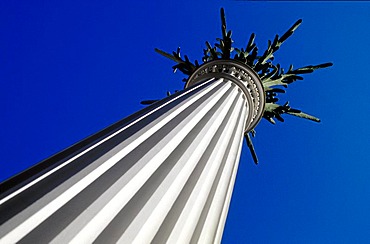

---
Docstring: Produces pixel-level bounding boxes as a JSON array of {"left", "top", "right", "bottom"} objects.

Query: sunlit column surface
[{"left": 0, "top": 60, "right": 264, "bottom": 243}]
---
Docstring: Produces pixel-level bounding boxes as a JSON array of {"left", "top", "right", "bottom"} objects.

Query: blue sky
[{"left": 1, "top": 0, "right": 369, "bottom": 243}]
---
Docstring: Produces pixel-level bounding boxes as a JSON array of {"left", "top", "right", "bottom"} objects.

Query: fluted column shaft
[{"left": 0, "top": 76, "right": 252, "bottom": 243}]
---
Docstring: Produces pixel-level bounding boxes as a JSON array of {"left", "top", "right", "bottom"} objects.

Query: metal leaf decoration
[{"left": 153, "top": 8, "right": 333, "bottom": 164}]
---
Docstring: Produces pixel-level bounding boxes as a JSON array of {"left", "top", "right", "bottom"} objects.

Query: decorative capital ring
[{"left": 186, "top": 60, "right": 265, "bottom": 132}]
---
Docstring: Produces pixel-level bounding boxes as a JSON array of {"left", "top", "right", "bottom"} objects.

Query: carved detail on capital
[{"left": 186, "top": 60, "right": 265, "bottom": 132}]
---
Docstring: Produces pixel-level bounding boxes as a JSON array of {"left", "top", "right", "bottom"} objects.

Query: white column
[{"left": 0, "top": 60, "right": 264, "bottom": 243}]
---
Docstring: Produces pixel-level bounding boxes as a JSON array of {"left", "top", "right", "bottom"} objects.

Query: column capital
[{"left": 186, "top": 60, "right": 265, "bottom": 132}]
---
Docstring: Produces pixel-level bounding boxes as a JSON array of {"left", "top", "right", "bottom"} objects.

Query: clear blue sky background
[{"left": 1, "top": 0, "right": 369, "bottom": 243}]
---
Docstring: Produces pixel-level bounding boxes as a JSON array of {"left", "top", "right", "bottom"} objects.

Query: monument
[{"left": 0, "top": 8, "right": 331, "bottom": 243}]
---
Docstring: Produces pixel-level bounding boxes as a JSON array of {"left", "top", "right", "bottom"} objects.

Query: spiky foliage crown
[{"left": 154, "top": 8, "right": 332, "bottom": 164}]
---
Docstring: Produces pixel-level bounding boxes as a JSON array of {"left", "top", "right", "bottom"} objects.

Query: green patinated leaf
[
  {"left": 246, "top": 33, "right": 256, "bottom": 52},
  {"left": 245, "top": 133, "right": 258, "bottom": 164},
  {"left": 264, "top": 103, "right": 279, "bottom": 112},
  {"left": 155, "top": 47, "right": 197, "bottom": 75},
  {"left": 155, "top": 48, "right": 181, "bottom": 63},
  {"left": 261, "top": 65, "right": 278, "bottom": 81},
  {"left": 279, "top": 19, "right": 302, "bottom": 44},
  {"left": 206, "top": 41, "right": 218, "bottom": 59},
  {"left": 286, "top": 111, "right": 321, "bottom": 122},
  {"left": 263, "top": 79, "right": 286, "bottom": 88},
  {"left": 288, "top": 62, "right": 333, "bottom": 74}
]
